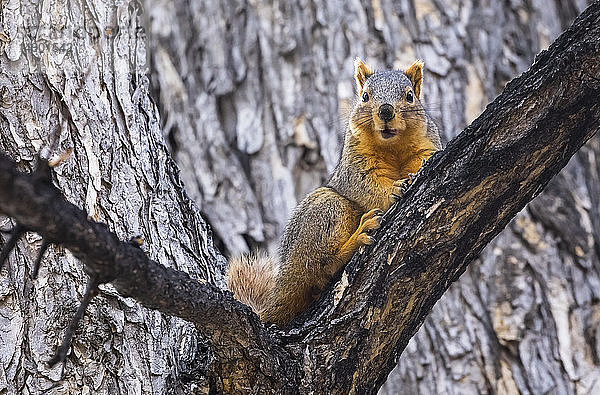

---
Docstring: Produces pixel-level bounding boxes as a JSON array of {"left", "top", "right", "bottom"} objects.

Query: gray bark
[
  {"left": 146, "top": 0, "right": 600, "bottom": 393},
  {"left": 1, "top": 6, "right": 598, "bottom": 392},
  {"left": 0, "top": 0, "right": 599, "bottom": 394},
  {"left": 0, "top": 0, "right": 224, "bottom": 393}
]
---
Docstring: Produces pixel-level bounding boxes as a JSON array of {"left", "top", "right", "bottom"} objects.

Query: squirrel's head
[{"left": 350, "top": 59, "right": 427, "bottom": 143}]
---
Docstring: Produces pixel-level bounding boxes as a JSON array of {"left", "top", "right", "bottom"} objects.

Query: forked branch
[{"left": 0, "top": 2, "right": 599, "bottom": 393}]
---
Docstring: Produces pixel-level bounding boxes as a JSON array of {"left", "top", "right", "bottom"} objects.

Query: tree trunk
[
  {"left": 146, "top": 0, "right": 600, "bottom": 393},
  {"left": 1, "top": 0, "right": 599, "bottom": 394},
  {"left": 0, "top": 0, "right": 223, "bottom": 393}
]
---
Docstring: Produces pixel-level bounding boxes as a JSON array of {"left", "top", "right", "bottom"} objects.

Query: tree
[
  {"left": 0, "top": 1, "right": 599, "bottom": 394},
  {"left": 0, "top": 1, "right": 221, "bottom": 393},
  {"left": 148, "top": 0, "right": 600, "bottom": 393}
]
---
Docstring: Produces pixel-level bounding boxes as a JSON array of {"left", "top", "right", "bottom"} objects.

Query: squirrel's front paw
[
  {"left": 391, "top": 175, "right": 414, "bottom": 201},
  {"left": 356, "top": 208, "right": 383, "bottom": 245}
]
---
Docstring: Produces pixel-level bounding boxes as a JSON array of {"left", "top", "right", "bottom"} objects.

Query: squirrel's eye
[
  {"left": 362, "top": 92, "right": 369, "bottom": 102},
  {"left": 406, "top": 91, "right": 414, "bottom": 103}
]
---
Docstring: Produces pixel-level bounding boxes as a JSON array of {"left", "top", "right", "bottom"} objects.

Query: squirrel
[{"left": 227, "top": 59, "right": 442, "bottom": 326}]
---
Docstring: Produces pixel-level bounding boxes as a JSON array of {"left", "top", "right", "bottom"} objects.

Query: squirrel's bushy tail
[{"left": 227, "top": 252, "right": 278, "bottom": 315}]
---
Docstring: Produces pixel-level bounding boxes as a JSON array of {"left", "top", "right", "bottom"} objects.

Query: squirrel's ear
[
  {"left": 405, "top": 60, "right": 424, "bottom": 99},
  {"left": 354, "top": 58, "right": 373, "bottom": 93}
]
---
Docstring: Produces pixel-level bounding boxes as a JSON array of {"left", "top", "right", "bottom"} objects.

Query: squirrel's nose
[{"left": 378, "top": 104, "right": 395, "bottom": 122}]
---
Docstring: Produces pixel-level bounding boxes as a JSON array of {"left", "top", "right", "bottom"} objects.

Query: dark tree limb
[
  {"left": 286, "top": 3, "right": 600, "bottom": 392},
  {"left": 0, "top": 224, "right": 25, "bottom": 269},
  {"left": 31, "top": 239, "right": 49, "bottom": 279},
  {"left": 0, "top": 153, "right": 298, "bottom": 392},
  {"left": 0, "top": 2, "right": 599, "bottom": 393},
  {"left": 48, "top": 274, "right": 101, "bottom": 369}
]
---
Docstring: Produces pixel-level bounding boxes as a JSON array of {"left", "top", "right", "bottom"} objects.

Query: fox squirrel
[{"left": 228, "top": 59, "right": 442, "bottom": 326}]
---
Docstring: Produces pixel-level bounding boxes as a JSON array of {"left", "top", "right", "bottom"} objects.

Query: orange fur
[
  {"left": 354, "top": 58, "right": 373, "bottom": 92},
  {"left": 345, "top": 59, "right": 438, "bottom": 211},
  {"left": 226, "top": 60, "right": 441, "bottom": 327},
  {"left": 405, "top": 60, "right": 424, "bottom": 98}
]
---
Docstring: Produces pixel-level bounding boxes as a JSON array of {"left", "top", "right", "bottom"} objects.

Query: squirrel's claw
[
  {"left": 357, "top": 208, "right": 383, "bottom": 245},
  {"left": 392, "top": 177, "right": 413, "bottom": 201},
  {"left": 403, "top": 175, "right": 415, "bottom": 194},
  {"left": 0, "top": 224, "right": 53, "bottom": 279}
]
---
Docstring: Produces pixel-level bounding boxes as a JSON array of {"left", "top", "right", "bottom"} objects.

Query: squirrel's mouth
[{"left": 380, "top": 128, "right": 399, "bottom": 139}]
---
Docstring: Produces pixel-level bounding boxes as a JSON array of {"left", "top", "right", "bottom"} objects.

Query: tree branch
[
  {"left": 287, "top": 2, "right": 600, "bottom": 392},
  {"left": 0, "top": 154, "right": 297, "bottom": 391},
  {"left": 0, "top": 2, "right": 599, "bottom": 393}
]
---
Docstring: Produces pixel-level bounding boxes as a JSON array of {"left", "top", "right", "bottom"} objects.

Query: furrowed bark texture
[
  {"left": 0, "top": 0, "right": 225, "bottom": 393},
  {"left": 0, "top": 2, "right": 600, "bottom": 393},
  {"left": 0, "top": 1, "right": 599, "bottom": 394},
  {"left": 147, "top": 0, "right": 600, "bottom": 393},
  {"left": 0, "top": 153, "right": 297, "bottom": 392}
]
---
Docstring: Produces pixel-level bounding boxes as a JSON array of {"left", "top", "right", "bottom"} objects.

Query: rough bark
[
  {"left": 0, "top": 153, "right": 297, "bottom": 392},
  {"left": 1, "top": 2, "right": 599, "bottom": 394},
  {"left": 146, "top": 0, "right": 600, "bottom": 393},
  {"left": 0, "top": 0, "right": 225, "bottom": 393}
]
